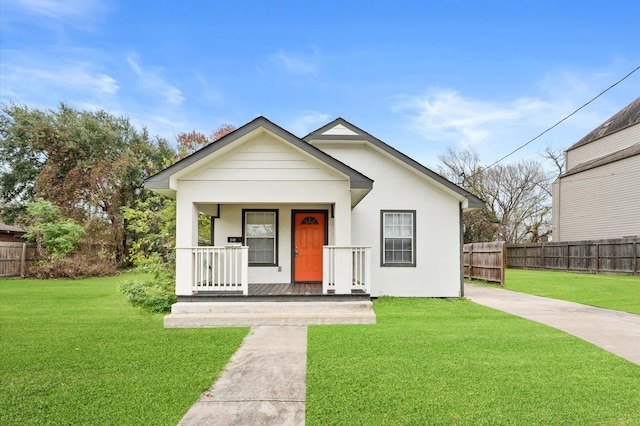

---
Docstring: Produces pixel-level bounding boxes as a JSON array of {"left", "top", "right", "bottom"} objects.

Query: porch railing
[
  {"left": 323, "top": 246, "right": 371, "bottom": 294},
  {"left": 192, "top": 246, "right": 248, "bottom": 294}
]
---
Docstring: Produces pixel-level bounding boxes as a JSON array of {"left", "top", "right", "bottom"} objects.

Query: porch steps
[{"left": 164, "top": 301, "right": 376, "bottom": 327}]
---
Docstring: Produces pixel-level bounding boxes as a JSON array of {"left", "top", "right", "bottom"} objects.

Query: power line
[{"left": 477, "top": 65, "right": 640, "bottom": 174}]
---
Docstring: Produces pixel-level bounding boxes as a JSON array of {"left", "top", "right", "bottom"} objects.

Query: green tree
[
  {"left": 0, "top": 102, "right": 174, "bottom": 267},
  {"left": 24, "top": 199, "right": 84, "bottom": 260}
]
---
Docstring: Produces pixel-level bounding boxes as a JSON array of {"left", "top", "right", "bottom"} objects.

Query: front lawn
[
  {"left": 504, "top": 269, "right": 640, "bottom": 314},
  {"left": 306, "top": 297, "right": 640, "bottom": 425},
  {"left": 0, "top": 273, "right": 248, "bottom": 425}
]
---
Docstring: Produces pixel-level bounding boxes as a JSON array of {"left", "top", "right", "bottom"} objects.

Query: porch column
[
  {"left": 175, "top": 198, "right": 199, "bottom": 296},
  {"left": 333, "top": 194, "right": 352, "bottom": 294}
]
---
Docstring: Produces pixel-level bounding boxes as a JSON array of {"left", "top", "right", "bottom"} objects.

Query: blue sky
[{"left": 2, "top": 0, "right": 639, "bottom": 170}]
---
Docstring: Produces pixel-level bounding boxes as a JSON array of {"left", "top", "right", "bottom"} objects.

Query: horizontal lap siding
[
  {"left": 188, "top": 136, "right": 344, "bottom": 182},
  {"left": 558, "top": 156, "right": 640, "bottom": 241},
  {"left": 566, "top": 125, "right": 640, "bottom": 170}
]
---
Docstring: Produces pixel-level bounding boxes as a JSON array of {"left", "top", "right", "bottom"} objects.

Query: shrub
[
  {"left": 23, "top": 199, "right": 84, "bottom": 260},
  {"left": 118, "top": 269, "right": 176, "bottom": 313},
  {"left": 27, "top": 253, "right": 118, "bottom": 279}
]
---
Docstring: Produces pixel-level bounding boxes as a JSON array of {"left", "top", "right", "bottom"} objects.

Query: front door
[{"left": 293, "top": 211, "right": 326, "bottom": 283}]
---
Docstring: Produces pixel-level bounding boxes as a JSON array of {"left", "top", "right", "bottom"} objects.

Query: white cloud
[
  {"left": 285, "top": 111, "right": 331, "bottom": 136},
  {"left": 17, "top": 0, "right": 100, "bottom": 18},
  {"left": 1, "top": 60, "right": 119, "bottom": 99},
  {"left": 4, "top": 0, "right": 108, "bottom": 30},
  {"left": 394, "top": 65, "right": 640, "bottom": 168},
  {"left": 271, "top": 49, "right": 319, "bottom": 75},
  {"left": 396, "top": 88, "right": 549, "bottom": 147},
  {"left": 126, "top": 54, "right": 185, "bottom": 106}
]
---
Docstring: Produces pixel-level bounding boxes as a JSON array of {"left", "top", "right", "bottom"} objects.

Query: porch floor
[
  {"left": 251, "top": 283, "right": 322, "bottom": 296},
  {"left": 178, "top": 283, "right": 368, "bottom": 303}
]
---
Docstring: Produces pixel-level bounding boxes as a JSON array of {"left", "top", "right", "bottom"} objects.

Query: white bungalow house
[{"left": 145, "top": 117, "right": 483, "bottom": 326}]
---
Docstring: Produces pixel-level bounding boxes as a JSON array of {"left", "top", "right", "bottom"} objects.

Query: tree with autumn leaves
[{"left": 0, "top": 102, "right": 233, "bottom": 278}]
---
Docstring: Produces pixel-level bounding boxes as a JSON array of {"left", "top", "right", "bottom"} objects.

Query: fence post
[
  {"left": 501, "top": 242, "right": 506, "bottom": 287},
  {"left": 20, "top": 243, "right": 27, "bottom": 278},
  {"left": 634, "top": 241, "right": 638, "bottom": 276},
  {"left": 469, "top": 243, "right": 474, "bottom": 281}
]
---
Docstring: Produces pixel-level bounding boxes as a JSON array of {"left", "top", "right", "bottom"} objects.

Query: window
[
  {"left": 381, "top": 210, "right": 416, "bottom": 267},
  {"left": 243, "top": 210, "right": 278, "bottom": 266}
]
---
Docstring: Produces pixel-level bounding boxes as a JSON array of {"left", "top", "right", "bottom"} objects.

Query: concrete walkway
[
  {"left": 178, "top": 326, "right": 307, "bottom": 426},
  {"left": 465, "top": 284, "right": 640, "bottom": 365}
]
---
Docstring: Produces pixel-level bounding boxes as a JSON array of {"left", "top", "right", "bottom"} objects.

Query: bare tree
[
  {"left": 438, "top": 147, "right": 552, "bottom": 243},
  {"left": 540, "top": 146, "right": 566, "bottom": 190}
]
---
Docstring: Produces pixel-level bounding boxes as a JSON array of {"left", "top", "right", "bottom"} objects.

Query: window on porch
[{"left": 243, "top": 209, "right": 278, "bottom": 266}]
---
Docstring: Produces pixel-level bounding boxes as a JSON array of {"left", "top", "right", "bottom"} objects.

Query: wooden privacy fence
[
  {"left": 463, "top": 241, "right": 506, "bottom": 286},
  {"left": 507, "top": 237, "right": 640, "bottom": 275},
  {"left": 0, "top": 242, "right": 37, "bottom": 277}
]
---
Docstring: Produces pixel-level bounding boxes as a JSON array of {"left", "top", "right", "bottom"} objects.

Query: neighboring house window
[
  {"left": 381, "top": 210, "right": 416, "bottom": 267},
  {"left": 243, "top": 210, "right": 278, "bottom": 266}
]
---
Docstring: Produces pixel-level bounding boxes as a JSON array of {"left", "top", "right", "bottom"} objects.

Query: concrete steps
[{"left": 164, "top": 301, "right": 376, "bottom": 327}]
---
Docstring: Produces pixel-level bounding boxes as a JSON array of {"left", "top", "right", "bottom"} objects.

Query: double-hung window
[
  {"left": 243, "top": 210, "right": 278, "bottom": 266},
  {"left": 381, "top": 210, "right": 416, "bottom": 267}
]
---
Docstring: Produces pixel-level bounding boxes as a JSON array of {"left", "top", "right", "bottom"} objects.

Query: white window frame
[
  {"left": 381, "top": 210, "right": 416, "bottom": 267},
  {"left": 243, "top": 209, "right": 278, "bottom": 266}
]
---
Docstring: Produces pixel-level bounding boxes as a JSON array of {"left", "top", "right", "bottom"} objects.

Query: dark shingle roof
[{"left": 567, "top": 97, "right": 640, "bottom": 151}]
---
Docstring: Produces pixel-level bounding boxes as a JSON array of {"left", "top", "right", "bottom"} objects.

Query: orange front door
[{"left": 293, "top": 212, "right": 326, "bottom": 282}]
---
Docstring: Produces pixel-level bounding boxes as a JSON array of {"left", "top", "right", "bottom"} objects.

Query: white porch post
[
  {"left": 332, "top": 194, "right": 352, "bottom": 294},
  {"left": 175, "top": 197, "right": 198, "bottom": 296}
]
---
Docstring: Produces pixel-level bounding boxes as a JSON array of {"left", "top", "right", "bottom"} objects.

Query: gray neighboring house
[{"left": 552, "top": 97, "right": 640, "bottom": 241}]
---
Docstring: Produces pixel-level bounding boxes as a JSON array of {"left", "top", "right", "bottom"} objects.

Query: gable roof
[
  {"left": 561, "top": 142, "right": 640, "bottom": 178},
  {"left": 304, "top": 118, "right": 485, "bottom": 209},
  {"left": 145, "top": 116, "right": 374, "bottom": 197},
  {"left": 567, "top": 97, "right": 640, "bottom": 151}
]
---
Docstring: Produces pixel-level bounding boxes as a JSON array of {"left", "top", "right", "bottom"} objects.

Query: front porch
[
  {"left": 184, "top": 245, "right": 371, "bottom": 296},
  {"left": 165, "top": 245, "right": 376, "bottom": 327}
]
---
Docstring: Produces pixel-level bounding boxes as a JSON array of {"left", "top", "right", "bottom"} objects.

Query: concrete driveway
[{"left": 465, "top": 283, "right": 640, "bottom": 365}]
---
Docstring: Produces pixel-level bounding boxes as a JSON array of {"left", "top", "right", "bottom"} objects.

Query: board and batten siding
[
  {"left": 566, "top": 124, "right": 640, "bottom": 170},
  {"left": 555, "top": 155, "right": 640, "bottom": 241},
  {"left": 186, "top": 135, "right": 345, "bottom": 182}
]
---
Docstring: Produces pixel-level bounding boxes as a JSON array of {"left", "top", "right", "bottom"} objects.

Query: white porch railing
[
  {"left": 323, "top": 246, "right": 371, "bottom": 295},
  {"left": 192, "top": 246, "right": 248, "bottom": 295}
]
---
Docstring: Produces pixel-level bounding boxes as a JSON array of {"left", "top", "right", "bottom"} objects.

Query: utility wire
[{"left": 476, "top": 65, "right": 640, "bottom": 174}]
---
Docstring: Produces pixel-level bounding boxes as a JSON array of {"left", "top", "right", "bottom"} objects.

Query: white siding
[
  {"left": 318, "top": 143, "right": 463, "bottom": 297},
  {"left": 556, "top": 155, "right": 640, "bottom": 241},
  {"left": 566, "top": 124, "right": 640, "bottom": 170},
  {"left": 188, "top": 134, "right": 344, "bottom": 182},
  {"left": 321, "top": 124, "right": 359, "bottom": 136}
]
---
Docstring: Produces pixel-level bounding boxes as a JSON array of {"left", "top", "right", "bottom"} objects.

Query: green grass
[
  {"left": 503, "top": 269, "right": 640, "bottom": 314},
  {"left": 306, "top": 297, "right": 640, "bottom": 425},
  {"left": 0, "top": 272, "right": 248, "bottom": 425}
]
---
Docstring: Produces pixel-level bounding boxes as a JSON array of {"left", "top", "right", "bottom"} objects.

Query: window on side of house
[
  {"left": 243, "top": 209, "right": 278, "bottom": 266},
  {"left": 381, "top": 210, "right": 416, "bottom": 267}
]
